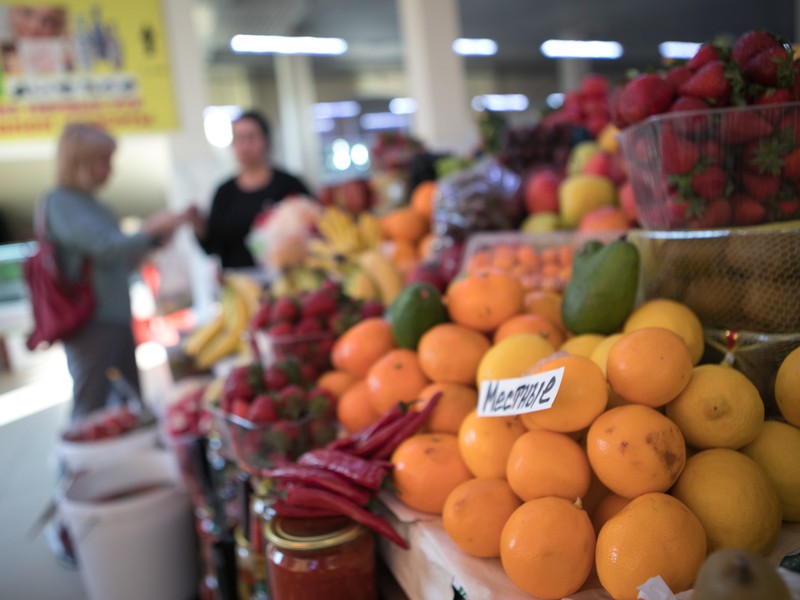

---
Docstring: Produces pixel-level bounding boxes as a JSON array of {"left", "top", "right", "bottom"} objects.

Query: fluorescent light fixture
[
  {"left": 313, "top": 101, "right": 361, "bottom": 119},
  {"left": 658, "top": 41, "right": 702, "bottom": 60},
  {"left": 350, "top": 143, "right": 370, "bottom": 167},
  {"left": 313, "top": 118, "right": 336, "bottom": 133},
  {"left": 359, "top": 112, "right": 410, "bottom": 130},
  {"left": 452, "top": 38, "right": 497, "bottom": 56},
  {"left": 471, "top": 94, "right": 529, "bottom": 112},
  {"left": 202, "top": 105, "right": 242, "bottom": 148},
  {"left": 546, "top": 93, "right": 565, "bottom": 109},
  {"left": 231, "top": 35, "right": 347, "bottom": 55},
  {"left": 389, "top": 97, "right": 417, "bottom": 115},
  {"left": 540, "top": 39, "right": 623, "bottom": 59}
]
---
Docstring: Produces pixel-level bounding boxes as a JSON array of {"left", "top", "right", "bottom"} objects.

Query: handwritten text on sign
[{"left": 477, "top": 367, "right": 565, "bottom": 417}]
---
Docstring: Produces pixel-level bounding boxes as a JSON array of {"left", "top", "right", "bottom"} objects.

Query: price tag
[{"left": 477, "top": 367, "right": 565, "bottom": 417}]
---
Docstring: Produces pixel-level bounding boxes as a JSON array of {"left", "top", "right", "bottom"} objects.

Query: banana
[
  {"left": 357, "top": 212, "right": 383, "bottom": 249},
  {"left": 343, "top": 265, "right": 380, "bottom": 301},
  {"left": 224, "top": 273, "right": 263, "bottom": 318},
  {"left": 195, "top": 327, "right": 244, "bottom": 370},
  {"left": 183, "top": 311, "right": 224, "bottom": 357},
  {"left": 319, "top": 208, "right": 362, "bottom": 255},
  {"left": 190, "top": 286, "right": 249, "bottom": 369},
  {"left": 358, "top": 249, "right": 405, "bottom": 305}
]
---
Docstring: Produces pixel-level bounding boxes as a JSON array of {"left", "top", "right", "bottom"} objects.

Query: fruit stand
[{"left": 55, "top": 29, "right": 800, "bottom": 600}]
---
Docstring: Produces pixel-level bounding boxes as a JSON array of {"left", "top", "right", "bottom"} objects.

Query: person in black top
[{"left": 189, "top": 110, "right": 311, "bottom": 268}]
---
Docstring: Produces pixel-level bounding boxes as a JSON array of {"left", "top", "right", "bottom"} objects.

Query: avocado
[
  {"left": 561, "top": 239, "right": 640, "bottom": 335},
  {"left": 387, "top": 282, "right": 448, "bottom": 349}
]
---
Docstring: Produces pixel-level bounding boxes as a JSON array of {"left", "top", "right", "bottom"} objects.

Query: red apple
[
  {"left": 523, "top": 169, "right": 562, "bottom": 215},
  {"left": 404, "top": 262, "right": 447, "bottom": 293}
]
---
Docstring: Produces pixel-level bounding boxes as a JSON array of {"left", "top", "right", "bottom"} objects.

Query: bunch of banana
[
  {"left": 316, "top": 207, "right": 364, "bottom": 255},
  {"left": 183, "top": 274, "right": 263, "bottom": 370},
  {"left": 344, "top": 250, "right": 405, "bottom": 305}
]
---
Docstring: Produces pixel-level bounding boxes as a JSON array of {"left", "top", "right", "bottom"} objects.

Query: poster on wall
[{"left": 0, "top": 1, "right": 177, "bottom": 139}]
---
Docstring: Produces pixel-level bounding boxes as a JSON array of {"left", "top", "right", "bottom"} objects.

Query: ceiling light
[
  {"left": 471, "top": 94, "right": 529, "bottom": 112},
  {"left": 452, "top": 38, "right": 497, "bottom": 56},
  {"left": 658, "top": 41, "right": 702, "bottom": 60},
  {"left": 388, "top": 97, "right": 417, "bottom": 115},
  {"left": 546, "top": 93, "right": 565, "bottom": 109},
  {"left": 350, "top": 143, "right": 370, "bottom": 167},
  {"left": 540, "top": 39, "right": 623, "bottom": 59},
  {"left": 312, "top": 101, "right": 361, "bottom": 119},
  {"left": 202, "top": 105, "right": 242, "bottom": 148},
  {"left": 231, "top": 35, "right": 348, "bottom": 55},
  {"left": 332, "top": 139, "right": 352, "bottom": 170},
  {"left": 360, "top": 113, "right": 410, "bottom": 130},
  {"left": 313, "top": 118, "right": 336, "bottom": 133}
]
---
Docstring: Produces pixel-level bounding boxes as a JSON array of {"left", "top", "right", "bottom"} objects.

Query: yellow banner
[{"left": 0, "top": 0, "right": 177, "bottom": 139}]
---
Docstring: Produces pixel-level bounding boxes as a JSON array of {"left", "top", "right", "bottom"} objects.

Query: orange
[
  {"left": 387, "top": 240, "right": 418, "bottom": 271},
  {"left": 476, "top": 333, "right": 555, "bottom": 388},
  {"left": 417, "top": 233, "right": 435, "bottom": 261},
  {"left": 589, "top": 333, "right": 624, "bottom": 375},
  {"left": 500, "top": 497, "right": 595, "bottom": 599},
  {"left": 591, "top": 493, "right": 631, "bottom": 533},
  {"left": 491, "top": 244, "right": 517, "bottom": 271},
  {"left": 380, "top": 207, "right": 429, "bottom": 244},
  {"left": 409, "top": 180, "right": 437, "bottom": 219},
  {"left": 493, "top": 313, "right": 565, "bottom": 348},
  {"left": 506, "top": 430, "right": 591, "bottom": 501},
  {"left": 606, "top": 327, "right": 693, "bottom": 407},
  {"left": 525, "top": 289, "right": 565, "bottom": 331},
  {"left": 390, "top": 433, "right": 472, "bottom": 514},
  {"left": 595, "top": 493, "right": 707, "bottom": 600},
  {"left": 519, "top": 354, "right": 608, "bottom": 433},
  {"left": 331, "top": 318, "right": 395, "bottom": 378},
  {"left": 316, "top": 370, "right": 357, "bottom": 398},
  {"left": 623, "top": 298, "right": 705, "bottom": 365},
  {"left": 458, "top": 409, "right": 526, "bottom": 478},
  {"left": 336, "top": 380, "right": 381, "bottom": 434},
  {"left": 442, "top": 478, "right": 522, "bottom": 558},
  {"left": 559, "top": 333, "right": 605, "bottom": 358},
  {"left": 367, "top": 349, "right": 430, "bottom": 414},
  {"left": 582, "top": 470, "right": 612, "bottom": 517},
  {"left": 586, "top": 404, "right": 686, "bottom": 498},
  {"left": 416, "top": 383, "right": 477, "bottom": 434},
  {"left": 417, "top": 324, "right": 491, "bottom": 385},
  {"left": 446, "top": 271, "right": 525, "bottom": 333}
]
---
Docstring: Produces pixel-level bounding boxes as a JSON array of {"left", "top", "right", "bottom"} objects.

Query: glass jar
[{"left": 265, "top": 516, "right": 377, "bottom": 600}]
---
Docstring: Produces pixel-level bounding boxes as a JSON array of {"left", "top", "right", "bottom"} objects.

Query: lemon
[
  {"left": 775, "top": 347, "right": 800, "bottom": 427},
  {"left": 588, "top": 333, "right": 623, "bottom": 376},
  {"left": 624, "top": 299, "right": 705, "bottom": 365},
  {"left": 665, "top": 365, "right": 764, "bottom": 450},
  {"left": 671, "top": 448, "right": 782, "bottom": 555},
  {"left": 476, "top": 333, "right": 555, "bottom": 388},
  {"left": 560, "top": 334, "right": 605, "bottom": 358},
  {"left": 558, "top": 174, "right": 616, "bottom": 227},
  {"left": 742, "top": 421, "right": 800, "bottom": 522}
]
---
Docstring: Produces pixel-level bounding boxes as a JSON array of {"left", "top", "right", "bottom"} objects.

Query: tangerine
[
  {"left": 624, "top": 298, "right": 705, "bottom": 365},
  {"left": 366, "top": 349, "right": 430, "bottom": 414},
  {"left": 416, "top": 383, "right": 477, "bottom": 435},
  {"left": 336, "top": 380, "right": 381, "bottom": 434},
  {"left": 380, "top": 208, "right": 429, "bottom": 244},
  {"left": 524, "top": 290, "right": 565, "bottom": 331},
  {"left": 476, "top": 333, "right": 555, "bottom": 388},
  {"left": 331, "top": 318, "right": 395, "bottom": 378},
  {"left": 316, "top": 370, "right": 358, "bottom": 398},
  {"left": 494, "top": 313, "right": 565, "bottom": 347},
  {"left": 417, "top": 324, "right": 491, "bottom": 385},
  {"left": 409, "top": 180, "right": 437, "bottom": 219},
  {"left": 442, "top": 477, "right": 522, "bottom": 558},
  {"left": 458, "top": 409, "right": 526, "bottom": 478},
  {"left": 446, "top": 271, "right": 525, "bottom": 333},
  {"left": 591, "top": 493, "right": 631, "bottom": 533},
  {"left": 560, "top": 333, "right": 605, "bottom": 358},
  {"left": 391, "top": 433, "right": 472, "bottom": 514}
]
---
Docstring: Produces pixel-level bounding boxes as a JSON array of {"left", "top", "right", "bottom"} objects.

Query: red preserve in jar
[{"left": 265, "top": 516, "right": 377, "bottom": 600}]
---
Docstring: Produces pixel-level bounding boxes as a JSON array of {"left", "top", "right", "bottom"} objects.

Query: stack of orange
[
  {"left": 380, "top": 181, "right": 437, "bottom": 272},
  {"left": 465, "top": 241, "right": 574, "bottom": 293}
]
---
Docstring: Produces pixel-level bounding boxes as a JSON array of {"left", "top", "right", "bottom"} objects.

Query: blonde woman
[{"left": 40, "top": 123, "right": 186, "bottom": 420}]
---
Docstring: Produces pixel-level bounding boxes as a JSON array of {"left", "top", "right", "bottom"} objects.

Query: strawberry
[
  {"left": 782, "top": 148, "right": 800, "bottom": 180},
  {"left": 793, "top": 62, "right": 800, "bottom": 100},
  {"left": 250, "top": 300, "right": 272, "bottom": 330},
  {"left": 299, "top": 362, "right": 319, "bottom": 383},
  {"left": 231, "top": 398, "right": 251, "bottom": 420},
  {"left": 743, "top": 46, "right": 793, "bottom": 87},
  {"left": 661, "top": 130, "right": 699, "bottom": 175},
  {"left": 664, "top": 65, "right": 694, "bottom": 88},
  {"left": 755, "top": 88, "right": 793, "bottom": 105},
  {"left": 741, "top": 171, "right": 781, "bottom": 202},
  {"left": 618, "top": 74, "right": 675, "bottom": 125},
  {"left": 223, "top": 366, "right": 257, "bottom": 404},
  {"left": 667, "top": 197, "right": 691, "bottom": 225},
  {"left": 247, "top": 394, "right": 279, "bottom": 423},
  {"left": 278, "top": 385, "right": 307, "bottom": 420},
  {"left": 360, "top": 300, "right": 385, "bottom": 319},
  {"left": 687, "top": 43, "right": 721, "bottom": 71},
  {"left": 270, "top": 297, "right": 299, "bottom": 324},
  {"left": 669, "top": 95, "right": 709, "bottom": 113},
  {"left": 742, "top": 138, "right": 784, "bottom": 175},
  {"left": 699, "top": 140, "right": 724, "bottom": 165},
  {"left": 294, "top": 317, "right": 324, "bottom": 336},
  {"left": 778, "top": 198, "right": 800, "bottom": 216},
  {"left": 263, "top": 364, "right": 290, "bottom": 391},
  {"left": 268, "top": 321, "right": 294, "bottom": 338},
  {"left": 691, "top": 167, "right": 726, "bottom": 200},
  {"left": 306, "top": 387, "right": 337, "bottom": 419},
  {"left": 719, "top": 110, "right": 773, "bottom": 144},
  {"left": 695, "top": 198, "right": 732, "bottom": 228},
  {"left": 579, "top": 73, "right": 610, "bottom": 97},
  {"left": 609, "top": 85, "right": 628, "bottom": 128},
  {"left": 300, "top": 289, "right": 338, "bottom": 319},
  {"left": 679, "top": 61, "right": 731, "bottom": 105},
  {"left": 731, "top": 195, "right": 767, "bottom": 225},
  {"left": 731, "top": 30, "right": 782, "bottom": 68}
]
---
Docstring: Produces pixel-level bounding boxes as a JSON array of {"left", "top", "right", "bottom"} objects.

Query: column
[
  {"left": 397, "top": 0, "right": 477, "bottom": 155},
  {"left": 557, "top": 58, "right": 590, "bottom": 92},
  {"left": 274, "top": 54, "right": 321, "bottom": 188}
]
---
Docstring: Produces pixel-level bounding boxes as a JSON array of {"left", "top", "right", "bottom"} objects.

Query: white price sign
[{"left": 477, "top": 367, "right": 565, "bottom": 417}]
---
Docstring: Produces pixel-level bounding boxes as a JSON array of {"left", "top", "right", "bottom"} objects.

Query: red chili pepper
[
  {"left": 265, "top": 465, "right": 372, "bottom": 506},
  {"left": 284, "top": 486, "right": 408, "bottom": 550},
  {"left": 298, "top": 449, "right": 389, "bottom": 491},
  {"left": 325, "top": 436, "right": 358, "bottom": 452},
  {"left": 371, "top": 392, "right": 442, "bottom": 460},
  {"left": 271, "top": 500, "right": 340, "bottom": 519},
  {"left": 352, "top": 403, "right": 407, "bottom": 444},
  {"left": 351, "top": 411, "right": 417, "bottom": 458}
]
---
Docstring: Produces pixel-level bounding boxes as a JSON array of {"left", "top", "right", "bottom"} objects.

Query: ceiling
[{"left": 191, "top": 0, "right": 795, "bottom": 78}]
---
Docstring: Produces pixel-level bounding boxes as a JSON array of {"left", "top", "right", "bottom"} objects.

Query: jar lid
[{"left": 265, "top": 516, "right": 365, "bottom": 551}]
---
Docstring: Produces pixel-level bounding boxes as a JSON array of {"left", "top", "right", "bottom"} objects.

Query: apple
[
  {"left": 523, "top": 169, "right": 562, "bottom": 215},
  {"left": 404, "top": 261, "right": 447, "bottom": 293},
  {"left": 618, "top": 181, "right": 638, "bottom": 224}
]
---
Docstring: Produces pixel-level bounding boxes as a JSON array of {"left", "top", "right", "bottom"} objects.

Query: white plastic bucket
[
  {"left": 57, "top": 425, "right": 158, "bottom": 474},
  {"left": 57, "top": 450, "right": 198, "bottom": 600}
]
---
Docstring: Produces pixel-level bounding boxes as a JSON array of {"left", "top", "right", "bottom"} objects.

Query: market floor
[{"left": 0, "top": 346, "right": 88, "bottom": 600}]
